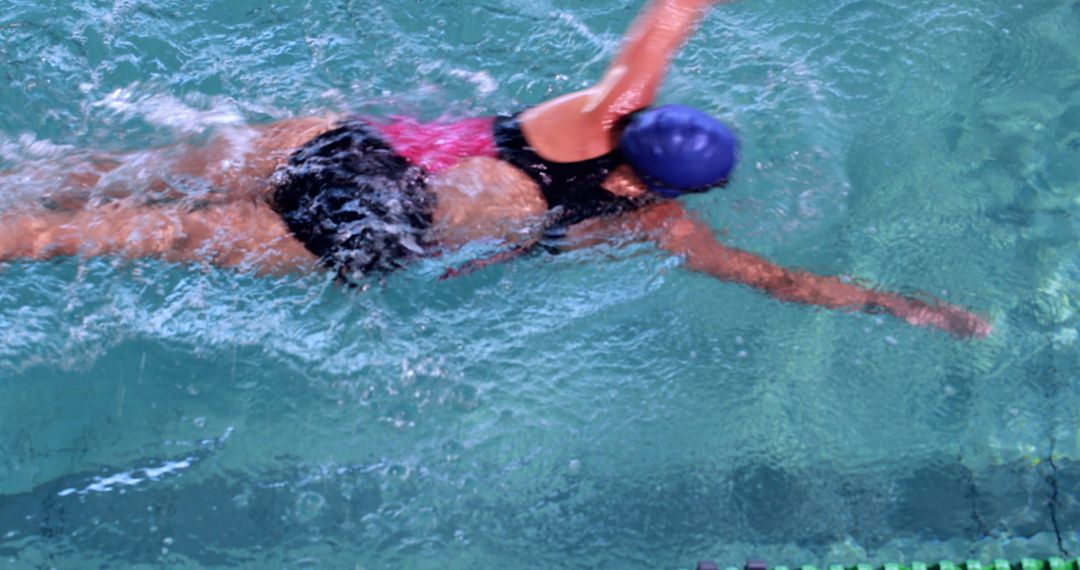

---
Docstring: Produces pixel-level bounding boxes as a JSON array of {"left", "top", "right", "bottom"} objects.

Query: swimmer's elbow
[
  {"left": 583, "top": 73, "right": 657, "bottom": 125},
  {"left": 582, "top": 67, "right": 653, "bottom": 121}
]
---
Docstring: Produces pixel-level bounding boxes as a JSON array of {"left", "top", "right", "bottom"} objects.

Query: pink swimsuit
[{"left": 371, "top": 116, "right": 498, "bottom": 173}]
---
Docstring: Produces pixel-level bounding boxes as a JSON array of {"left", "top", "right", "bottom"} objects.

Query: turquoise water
[{"left": 1, "top": 0, "right": 1078, "bottom": 567}]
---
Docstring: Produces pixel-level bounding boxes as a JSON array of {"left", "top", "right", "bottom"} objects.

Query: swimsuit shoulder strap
[{"left": 492, "top": 113, "right": 641, "bottom": 229}]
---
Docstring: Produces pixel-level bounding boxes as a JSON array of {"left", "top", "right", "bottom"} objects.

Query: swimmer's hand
[
  {"left": 868, "top": 294, "right": 992, "bottom": 339},
  {"left": 604, "top": 201, "right": 992, "bottom": 339}
]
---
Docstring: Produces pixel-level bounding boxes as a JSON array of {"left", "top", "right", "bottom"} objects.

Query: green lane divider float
[{"left": 692, "top": 558, "right": 1080, "bottom": 570}]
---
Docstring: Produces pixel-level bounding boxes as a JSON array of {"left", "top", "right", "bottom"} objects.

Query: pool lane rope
[{"left": 692, "top": 558, "right": 1080, "bottom": 570}]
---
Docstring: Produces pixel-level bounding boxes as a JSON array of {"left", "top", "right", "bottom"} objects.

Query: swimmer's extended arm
[
  {"left": 578, "top": 201, "right": 991, "bottom": 338},
  {"left": 520, "top": 0, "right": 725, "bottom": 160},
  {"left": 0, "top": 202, "right": 317, "bottom": 274}
]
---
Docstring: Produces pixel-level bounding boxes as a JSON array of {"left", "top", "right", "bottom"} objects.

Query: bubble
[
  {"left": 294, "top": 492, "right": 326, "bottom": 522},
  {"left": 567, "top": 459, "right": 582, "bottom": 474}
]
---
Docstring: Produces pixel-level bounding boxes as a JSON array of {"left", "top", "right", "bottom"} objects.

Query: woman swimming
[{"left": 0, "top": 0, "right": 990, "bottom": 337}]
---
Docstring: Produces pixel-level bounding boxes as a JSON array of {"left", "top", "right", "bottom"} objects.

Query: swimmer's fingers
[
  {"left": 872, "top": 294, "right": 991, "bottom": 338},
  {"left": 915, "top": 302, "right": 992, "bottom": 339}
]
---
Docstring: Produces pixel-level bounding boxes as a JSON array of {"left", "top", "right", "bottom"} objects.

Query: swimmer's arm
[
  {"left": 595, "top": 0, "right": 722, "bottom": 116},
  {"left": 0, "top": 202, "right": 317, "bottom": 274},
  {"left": 528, "top": 0, "right": 718, "bottom": 127},
  {"left": 581, "top": 201, "right": 991, "bottom": 338}
]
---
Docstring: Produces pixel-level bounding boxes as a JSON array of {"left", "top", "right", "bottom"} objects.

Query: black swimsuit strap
[{"left": 492, "top": 114, "right": 643, "bottom": 230}]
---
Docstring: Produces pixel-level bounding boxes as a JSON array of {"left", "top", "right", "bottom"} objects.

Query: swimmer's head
[{"left": 619, "top": 104, "right": 738, "bottom": 198}]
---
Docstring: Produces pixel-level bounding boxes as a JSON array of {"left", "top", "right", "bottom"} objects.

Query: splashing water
[{"left": 1, "top": 0, "right": 1078, "bottom": 568}]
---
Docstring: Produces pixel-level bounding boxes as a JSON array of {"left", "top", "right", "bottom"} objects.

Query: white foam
[
  {"left": 446, "top": 69, "right": 498, "bottom": 96},
  {"left": 142, "top": 459, "right": 192, "bottom": 479},
  {"left": 554, "top": 11, "right": 606, "bottom": 50},
  {"left": 95, "top": 86, "right": 245, "bottom": 135},
  {"left": 57, "top": 457, "right": 194, "bottom": 497}
]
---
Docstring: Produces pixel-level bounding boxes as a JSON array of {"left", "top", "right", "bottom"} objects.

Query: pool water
[{"left": 1, "top": 0, "right": 1078, "bottom": 567}]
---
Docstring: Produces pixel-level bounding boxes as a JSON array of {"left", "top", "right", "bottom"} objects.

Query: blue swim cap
[{"left": 619, "top": 104, "right": 738, "bottom": 198}]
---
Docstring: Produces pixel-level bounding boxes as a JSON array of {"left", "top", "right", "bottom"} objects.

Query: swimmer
[{"left": 0, "top": 0, "right": 990, "bottom": 338}]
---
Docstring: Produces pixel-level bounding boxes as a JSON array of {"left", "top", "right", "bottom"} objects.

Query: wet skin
[{"left": 0, "top": 0, "right": 992, "bottom": 337}]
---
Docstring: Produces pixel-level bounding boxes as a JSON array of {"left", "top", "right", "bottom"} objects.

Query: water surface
[{"left": 1, "top": 0, "right": 1078, "bottom": 567}]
